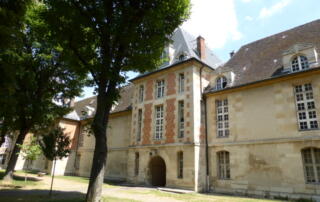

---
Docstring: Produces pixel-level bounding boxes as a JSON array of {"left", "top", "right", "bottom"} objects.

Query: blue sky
[{"left": 77, "top": 0, "right": 320, "bottom": 100}]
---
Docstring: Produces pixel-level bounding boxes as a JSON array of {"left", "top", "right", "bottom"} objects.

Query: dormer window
[
  {"left": 291, "top": 55, "right": 309, "bottom": 72},
  {"left": 179, "top": 54, "right": 185, "bottom": 61},
  {"left": 216, "top": 76, "right": 227, "bottom": 90}
]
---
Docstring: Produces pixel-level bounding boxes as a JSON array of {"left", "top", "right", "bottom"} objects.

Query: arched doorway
[{"left": 149, "top": 156, "right": 166, "bottom": 187}]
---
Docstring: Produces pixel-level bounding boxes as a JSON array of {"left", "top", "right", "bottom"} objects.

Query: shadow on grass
[
  {"left": 0, "top": 189, "right": 85, "bottom": 202},
  {"left": 0, "top": 170, "right": 41, "bottom": 182}
]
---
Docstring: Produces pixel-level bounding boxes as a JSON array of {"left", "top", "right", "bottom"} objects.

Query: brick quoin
[
  {"left": 145, "top": 80, "right": 153, "bottom": 101},
  {"left": 165, "top": 98, "right": 176, "bottom": 143},
  {"left": 142, "top": 103, "right": 152, "bottom": 144},
  {"left": 166, "top": 72, "right": 176, "bottom": 96}
]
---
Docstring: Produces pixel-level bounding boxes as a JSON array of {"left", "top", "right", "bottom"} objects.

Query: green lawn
[
  {"left": 56, "top": 175, "right": 116, "bottom": 188},
  {"left": 0, "top": 170, "right": 42, "bottom": 188}
]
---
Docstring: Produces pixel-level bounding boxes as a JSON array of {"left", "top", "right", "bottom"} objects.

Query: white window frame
[
  {"left": 177, "top": 151, "right": 183, "bottom": 178},
  {"left": 137, "top": 109, "right": 142, "bottom": 141},
  {"left": 178, "top": 73, "right": 185, "bottom": 93},
  {"left": 301, "top": 148, "right": 320, "bottom": 184},
  {"left": 178, "top": 101, "right": 184, "bottom": 138},
  {"left": 217, "top": 151, "right": 230, "bottom": 180},
  {"left": 216, "top": 76, "right": 227, "bottom": 90},
  {"left": 154, "top": 105, "right": 164, "bottom": 139},
  {"left": 216, "top": 99, "right": 229, "bottom": 137},
  {"left": 156, "top": 80, "right": 165, "bottom": 99},
  {"left": 291, "top": 55, "right": 309, "bottom": 72},
  {"left": 294, "top": 83, "right": 318, "bottom": 130},
  {"left": 138, "top": 85, "right": 144, "bottom": 103}
]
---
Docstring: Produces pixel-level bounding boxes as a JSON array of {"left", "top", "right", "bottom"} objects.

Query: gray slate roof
[{"left": 206, "top": 19, "right": 320, "bottom": 93}]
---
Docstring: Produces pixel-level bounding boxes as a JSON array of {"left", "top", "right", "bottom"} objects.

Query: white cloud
[
  {"left": 259, "top": 0, "right": 292, "bottom": 19},
  {"left": 182, "top": 0, "right": 242, "bottom": 49},
  {"left": 241, "top": 0, "right": 252, "bottom": 3},
  {"left": 245, "top": 16, "right": 253, "bottom": 21}
]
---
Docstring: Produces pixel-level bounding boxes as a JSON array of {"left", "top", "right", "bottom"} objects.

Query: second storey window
[
  {"left": 292, "top": 55, "right": 309, "bottom": 72},
  {"left": 138, "top": 85, "right": 144, "bottom": 103},
  {"left": 137, "top": 109, "right": 142, "bottom": 141},
  {"left": 156, "top": 80, "right": 165, "bottom": 98},
  {"left": 179, "top": 73, "right": 185, "bottom": 93},
  {"left": 294, "top": 83, "right": 318, "bottom": 130},
  {"left": 216, "top": 99, "right": 229, "bottom": 137},
  {"left": 178, "top": 101, "right": 185, "bottom": 138},
  {"left": 155, "top": 105, "right": 164, "bottom": 139}
]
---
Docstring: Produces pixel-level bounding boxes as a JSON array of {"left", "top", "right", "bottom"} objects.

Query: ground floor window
[
  {"left": 302, "top": 147, "right": 320, "bottom": 183},
  {"left": 177, "top": 151, "right": 183, "bottom": 178},
  {"left": 75, "top": 154, "right": 81, "bottom": 170},
  {"left": 135, "top": 152, "right": 139, "bottom": 176},
  {"left": 217, "top": 151, "right": 230, "bottom": 180},
  {"left": 0, "top": 154, "right": 6, "bottom": 165}
]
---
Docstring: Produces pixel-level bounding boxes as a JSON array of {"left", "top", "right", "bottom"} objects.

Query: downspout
[{"left": 199, "top": 66, "right": 210, "bottom": 192}]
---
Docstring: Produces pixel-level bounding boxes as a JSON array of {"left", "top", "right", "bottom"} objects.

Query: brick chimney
[{"left": 197, "top": 36, "right": 205, "bottom": 60}]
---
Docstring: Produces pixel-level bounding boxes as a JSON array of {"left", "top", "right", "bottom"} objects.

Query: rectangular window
[
  {"left": 217, "top": 151, "right": 230, "bottom": 180},
  {"left": 179, "top": 73, "right": 185, "bottom": 93},
  {"left": 302, "top": 148, "right": 320, "bottom": 183},
  {"left": 177, "top": 152, "right": 183, "bottom": 178},
  {"left": 78, "top": 130, "right": 84, "bottom": 147},
  {"left": 216, "top": 99, "right": 229, "bottom": 137},
  {"left": 178, "top": 101, "right": 184, "bottom": 138},
  {"left": 135, "top": 152, "right": 139, "bottom": 176},
  {"left": 138, "top": 85, "right": 144, "bottom": 103},
  {"left": 154, "top": 105, "right": 164, "bottom": 139},
  {"left": 156, "top": 80, "right": 165, "bottom": 99},
  {"left": 0, "top": 154, "right": 6, "bottom": 165},
  {"left": 294, "top": 83, "right": 318, "bottom": 130},
  {"left": 137, "top": 109, "right": 142, "bottom": 141}
]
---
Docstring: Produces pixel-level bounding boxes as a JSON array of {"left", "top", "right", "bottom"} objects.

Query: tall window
[
  {"left": 294, "top": 83, "right": 318, "bottom": 130},
  {"left": 138, "top": 85, "right": 144, "bottom": 103},
  {"left": 301, "top": 148, "right": 320, "bottom": 183},
  {"left": 78, "top": 130, "right": 84, "bottom": 147},
  {"left": 177, "top": 151, "right": 183, "bottom": 178},
  {"left": 135, "top": 152, "right": 139, "bottom": 176},
  {"left": 216, "top": 99, "right": 229, "bottom": 137},
  {"left": 178, "top": 101, "right": 185, "bottom": 138},
  {"left": 75, "top": 154, "right": 81, "bottom": 170},
  {"left": 0, "top": 154, "right": 6, "bottom": 165},
  {"left": 137, "top": 109, "right": 142, "bottom": 141},
  {"left": 217, "top": 151, "right": 230, "bottom": 180},
  {"left": 155, "top": 105, "right": 164, "bottom": 139},
  {"left": 156, "top": 80, "right": 165, "bottom": 98},
  {"left": 216, "top": 76, "right": 227, "bottom": 90},
  {"left": 179, "top": 73, "right": 185, "bottom": 93},
  {"left": 292, "top": 55, "right": 309, "bottom": 72}
]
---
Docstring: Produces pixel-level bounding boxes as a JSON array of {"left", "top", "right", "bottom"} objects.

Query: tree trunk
[
  {"left": 3, "top": 129, "right": 28, "bottom": 181},
  {"left": 85, "top": 88, "right": 111, "bottom": 202},
  {"left": 49, "top": 158, "right": 56, "bottom": 197}
]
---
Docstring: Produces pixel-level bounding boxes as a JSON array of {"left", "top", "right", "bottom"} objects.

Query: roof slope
[
  {"left": 209, "top": 19, "right": 320, "bottom": 90},
  {"left": 64, "top": 84, "right": 134, "bottom": 121}
]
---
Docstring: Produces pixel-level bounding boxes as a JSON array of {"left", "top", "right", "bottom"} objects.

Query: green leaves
[
  {"left": 17, "top": 137, "right": 42, "bottom": 161},
  {"left": 39, "top": 126, "right": 71, "bottom": 161}
]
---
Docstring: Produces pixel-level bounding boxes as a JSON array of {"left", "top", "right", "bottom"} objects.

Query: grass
[
  {"left": 55, "top": 175, "right": 116, "bottom": 188},
  {"left": 0, "top": 195, "right": 139, "bottom": 202}
]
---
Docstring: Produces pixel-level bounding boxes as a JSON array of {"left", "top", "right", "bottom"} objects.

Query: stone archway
[{"left": 149, "top": 156, "right": 166, "bottom": 187}]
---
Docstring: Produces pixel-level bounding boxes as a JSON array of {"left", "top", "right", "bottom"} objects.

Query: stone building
[{"left": 2, "top": 20, "right": 320, "bottom": 199}]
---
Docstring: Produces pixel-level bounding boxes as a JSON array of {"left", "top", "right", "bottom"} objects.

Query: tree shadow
[
  {"left": 0, "top": 189, "right": 86, "bottom": 202},
  {"left": 0, "top": 170, "right": 41, "bottom": 182}
]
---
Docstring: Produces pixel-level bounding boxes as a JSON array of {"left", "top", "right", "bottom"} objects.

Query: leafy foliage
[
  {"left": 17, "top": 136, "right": 42, "bottom": 162},
  {"left": 39, "top": 126, "right": 71, "bottom": 161}
]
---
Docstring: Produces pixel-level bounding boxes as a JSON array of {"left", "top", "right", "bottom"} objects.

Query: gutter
[{"left": 199, "top": 65, "right": 210, "bottom": 192}]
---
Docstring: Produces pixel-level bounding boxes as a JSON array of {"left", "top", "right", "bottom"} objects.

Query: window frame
[
  {"left": 301, "top": 148, "right": 320, "bottom": 184},
  {"left": 138, "top": 85, "right": 144, "bottom": 103},
  {"left": 134, "top": 152, "right": 139, "bottom": 176},
  {"left": 294, "top": 83, "right": 319, "bottom": 131},
  {"left": 178, "top": 73, "right": 185, "bottom": 93},
  {"left": 137, "top": 109, "right": 143, "bottom": 141},
  {"left": 291, "top": 55, "right": 309, "bottom": 72},
  {"left": 217, "top": 151, "right": 231, "bottom": 180},
  {"left": 216, "top": 99, "right": 229, "bottom": 138},
  {"left": 178, "top": 100, "right": 185, "bottom": 138},
  {"left": 177, "top": 151, "right": 183, "bottom": 179},
  {"left": 216, "top": 76, "right": 227, "bottom": 90},
  {"left": 154, "top": 105, "right": 164, "bottom": 140},
  {"left": 156, "top": 80, "right": 165, "bottom": 99}
]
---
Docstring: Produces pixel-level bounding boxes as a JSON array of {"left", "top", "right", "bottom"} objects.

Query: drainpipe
[{"left": 199, "top": 66, "right": 210, "bottom": 192}]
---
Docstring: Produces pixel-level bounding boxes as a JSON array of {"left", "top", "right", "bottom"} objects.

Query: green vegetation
[
  {"left": 0, "top": 170, "right": 41, "bottom": 188},
  {"left": 55, "top": 175, "right": 115, "bottom": 188}
]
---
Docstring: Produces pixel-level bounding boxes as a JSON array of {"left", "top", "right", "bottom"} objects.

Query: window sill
[
  {"left": 217, "top": 136, "right": 229, "bottom": 138},
  {"left": 298, "top": 128, "right": 320, "bottom": 132}
]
